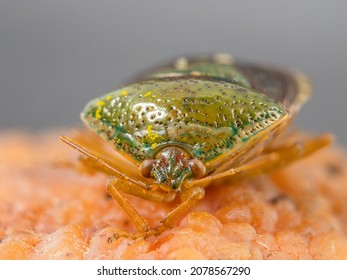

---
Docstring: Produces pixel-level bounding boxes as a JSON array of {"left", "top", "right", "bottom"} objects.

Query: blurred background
[{"left": 0, "top": 0, "right": 346, "bottom": 144}]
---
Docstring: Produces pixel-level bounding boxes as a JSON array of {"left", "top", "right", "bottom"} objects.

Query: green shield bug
[{"left": 61, "top": 54, "right": 332, "bottom": 239}]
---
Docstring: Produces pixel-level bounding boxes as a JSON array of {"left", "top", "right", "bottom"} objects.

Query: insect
[{"left": 61, "top": 53, "right": 332, "bottom": 239}]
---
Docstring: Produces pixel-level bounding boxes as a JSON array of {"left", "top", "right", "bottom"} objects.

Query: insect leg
[
  {"left": 108, "top": 176, "right": 176, "bottom": 203},
  {"left": 160, "top": 187, "right": 205, "bottom": 228},
  {"left": 106, "top": 177, "right": 149, "bottom": 234},
  {"left": 107, "top": 177, "right": 179, "bottom": 238},
  {"left": 187, "top": 133, "right": 333, "bottom": 187},
  {"left": 108, "top": 186, "right": 205, "bottom": 239},
  {"left": 242, "top": 133, "right": 333, "bottom": 177}
]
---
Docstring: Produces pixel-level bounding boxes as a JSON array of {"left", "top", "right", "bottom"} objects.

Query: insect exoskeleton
[{"left": 61, "top": 54, "right": 332, "bottom": 238}]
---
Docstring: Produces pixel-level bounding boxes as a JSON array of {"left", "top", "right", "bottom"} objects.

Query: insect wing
[{"left": 234, "top": 63, "right": 311, "bottom": 115}]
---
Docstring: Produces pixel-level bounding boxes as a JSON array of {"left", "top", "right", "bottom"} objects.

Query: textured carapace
[
  {"left": 81, "top": 54, "right": 310, "bottom": 190},
  {"left": 83, "top": 78, "right": 286, "bottom": 161}
]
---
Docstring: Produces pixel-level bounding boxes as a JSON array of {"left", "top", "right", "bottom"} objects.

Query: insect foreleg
[
  {"left": 107, "top": 176, "right": 176, "bottom": 203},
  {"left": 106, "top": 177, "right": 150, "bottom": 234},
  {"left": 160, "top": 187, "right": 205, "bottom": 228},
  {"left": 106, "top": 177, "right": 180, "bottom": 238}
]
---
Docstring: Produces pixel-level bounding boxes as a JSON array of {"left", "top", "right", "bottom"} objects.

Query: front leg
[
  {"left": 106, "top": 177, "right": 150, "bottom": 235},
  {"left": 160, "top": 187, "right": 205, "bottom": 228},
  {"left": 106, "top": 176, "right": 179, "bottom": 240},
  {"left": 107, "top": 176, "right": 205, "bottom": 239}
]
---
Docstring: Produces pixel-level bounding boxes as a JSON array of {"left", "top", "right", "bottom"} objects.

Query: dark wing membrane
[{"left": 235, "top": 63, "right": 312, "bottom": 115}]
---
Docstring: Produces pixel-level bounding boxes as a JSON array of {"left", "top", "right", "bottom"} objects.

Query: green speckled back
[{"left": 82, "top": 74, "right": 286, "bottom": 164}]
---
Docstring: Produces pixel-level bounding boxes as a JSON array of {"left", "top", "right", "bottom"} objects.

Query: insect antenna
[{"left": 60, "top": 136, "right": 152, "bottom": 191}]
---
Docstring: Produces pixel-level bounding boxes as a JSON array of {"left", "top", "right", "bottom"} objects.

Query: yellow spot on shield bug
[
  {"left": 95, "top": 108, "right": 102, "bottom": 119},
  {"left": 95, "top": 100, "right": 105, "bottom": 120},
  {"left": 151, "top": 143, "right": 157, "bottom": 149},
  {"left": 97, "top": 100, "right": 105, "bottom": 107},
  {"left": 147, "top": 125, "right": 159, "bottom": 141},
  {"left": 121, "top": 90, "right": 128, "bottom": 96}
]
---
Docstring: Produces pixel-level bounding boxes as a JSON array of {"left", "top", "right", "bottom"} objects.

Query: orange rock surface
[{"left": 0, "top": 130, "right": 347, "bottom": 259}]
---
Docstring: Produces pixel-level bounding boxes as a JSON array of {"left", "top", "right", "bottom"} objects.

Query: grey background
[{"left": 0, "top": 0, "right": 346, "bottom": 144}]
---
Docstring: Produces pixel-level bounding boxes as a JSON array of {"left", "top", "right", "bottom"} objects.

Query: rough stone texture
[{"left": 0, "top": 130, "right": 346, "bottom": 259}]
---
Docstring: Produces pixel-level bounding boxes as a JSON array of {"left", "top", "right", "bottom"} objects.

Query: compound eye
[
  {"left": 139, "top": 159, "right": 155, "bottom": 178},
  {"left": 189, "top": 159, "right": 206, "bottom": 179}
]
